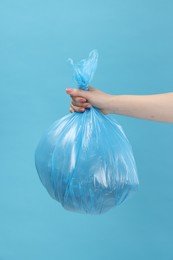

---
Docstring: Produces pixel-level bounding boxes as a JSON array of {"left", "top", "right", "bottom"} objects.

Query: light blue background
[{"left": 0, "top": 0, "right": 173, "bottom": 259}]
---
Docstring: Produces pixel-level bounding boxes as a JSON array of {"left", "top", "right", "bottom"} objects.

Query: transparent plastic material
[{"left": 35, "top": 50, "right": 139, "bottom": 214}]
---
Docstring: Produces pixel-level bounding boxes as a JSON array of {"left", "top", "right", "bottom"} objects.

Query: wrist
[{"left": 102, "top": 94, "right": 114, "bottom": 114}]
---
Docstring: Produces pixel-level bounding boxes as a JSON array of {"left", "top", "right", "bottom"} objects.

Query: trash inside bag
[{"left": 35, "top": 50, "right": 139, "bottom": 214}]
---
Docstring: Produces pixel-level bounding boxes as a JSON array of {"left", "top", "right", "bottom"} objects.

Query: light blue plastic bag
[{"left": 35, "top": 50, "right": 139, "bottom": 214}]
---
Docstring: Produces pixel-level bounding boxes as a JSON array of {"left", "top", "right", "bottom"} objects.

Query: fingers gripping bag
[{"left": 35, "top": 50, "right": 139, "bottom": 214}]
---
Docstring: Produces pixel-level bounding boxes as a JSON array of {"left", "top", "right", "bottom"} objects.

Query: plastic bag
[{"left": 35, "top": 50, "right": 139, "bottom": 214}]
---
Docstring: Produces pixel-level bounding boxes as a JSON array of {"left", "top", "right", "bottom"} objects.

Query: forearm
[{"left": 108, "top": 92, "right": 173, "bottom": 123}]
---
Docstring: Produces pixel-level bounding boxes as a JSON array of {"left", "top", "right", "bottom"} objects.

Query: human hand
[{"left": 66, "top": 86, "right": 112, "bottom": 114}]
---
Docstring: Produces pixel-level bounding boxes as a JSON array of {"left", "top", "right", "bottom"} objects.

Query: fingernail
[{"left": 66, "top": 88, "right": 73, "bottom": 94}]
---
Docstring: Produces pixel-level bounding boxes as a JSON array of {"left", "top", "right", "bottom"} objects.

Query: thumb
[{"left": 66, "top": 88, "right": 90, "bottom": 99}]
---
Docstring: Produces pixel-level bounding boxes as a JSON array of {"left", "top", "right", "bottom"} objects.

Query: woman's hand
[
  {"left": 66, "top": 86, "right": 112, "bottom": 114},
  {"left": 66, "top": 86, "right": 173, "bottom": 123}
]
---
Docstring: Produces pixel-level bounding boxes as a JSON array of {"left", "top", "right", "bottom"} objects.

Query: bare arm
[{"left": 66, "top": 87, "right": 173, "bottom": 123}]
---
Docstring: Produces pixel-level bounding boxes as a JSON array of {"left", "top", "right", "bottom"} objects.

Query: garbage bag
[{"left": 35, "top": 50, "right": 139, "bottom": 214}]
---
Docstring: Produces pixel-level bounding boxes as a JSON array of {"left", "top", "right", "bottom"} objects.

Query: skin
[{"left": 66, "top": 86, "right": 173, "bottom": 123}]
